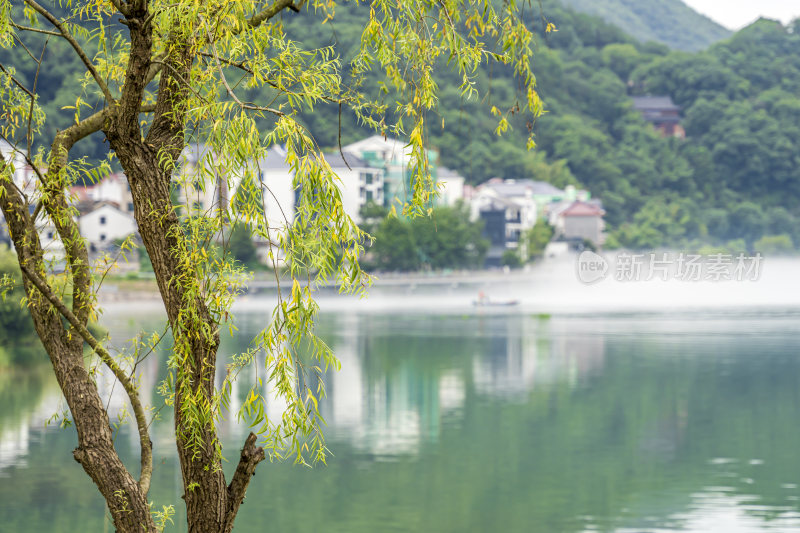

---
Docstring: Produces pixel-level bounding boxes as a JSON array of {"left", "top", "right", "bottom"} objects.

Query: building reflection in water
[
  {"left": 315, "top": 313, "right": 607, "bottom": 458},
  {"left": 0, "top": 313, "right": 607, "bottom": 471}
]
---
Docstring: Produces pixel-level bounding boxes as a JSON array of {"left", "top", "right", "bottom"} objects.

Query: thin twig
[
  {"left": 28, "top": 38, "right": 48, "bottom": 157},
  {"left": 22, "top": 0, "right": 116, "bottom": 103},
  {"left": 10, "top": 22, "right": 60, "bottom": 37}
]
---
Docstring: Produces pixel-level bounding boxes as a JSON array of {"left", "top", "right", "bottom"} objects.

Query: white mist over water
[{"left": 230, "top": 254, "right": 800, "bottom": 315}]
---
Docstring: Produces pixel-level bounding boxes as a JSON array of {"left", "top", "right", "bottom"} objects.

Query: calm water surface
[{"left": 2, "top": 308, "right": 800, "bottom": 532}]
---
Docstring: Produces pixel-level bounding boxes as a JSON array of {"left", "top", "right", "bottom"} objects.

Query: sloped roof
[
  {"left": 324, "top": 151, "right": 370, "bottom": 169},
  {"left": 258, "top": 145, "right": 291, "bottom": 170},
  {"left": 561, "top": 201, "right": 605, "bottom": 217},
  {"left": 342, "top": 135, "right": 411, "bottom": 161},
  {"left": 81, "top": 201, "right": 135, "bottom": 219},
  {"left": 632, "top": 96, "right": 680, "bottom": 112},
  {"left": 483, "top": 179, "right": 564, "bottom": 198}
]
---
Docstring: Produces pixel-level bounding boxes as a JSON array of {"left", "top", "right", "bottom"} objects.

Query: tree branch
[
  {"left": 44, "top": 108, "right": 117, "bottom": 327},
  {"left": 114, "top": 3, "right": 154, "bottom": 141},
  {"left": 246, "top": 0, "right": 295, "bottom": 29},
  {"left": 108, "top": 0, "right": 130, "bottom": 17},
  {"left": 10, "top": 21, "right": 60, "bottom": 36},
  {"left": 22, "top": 0, "right": 116, "bottom": 104},
  {"left": 18, "top": 262, "right": 154, "bottom": 494},
  {"left": 223, "top": 432, "right": 265, "bottom": 533}
]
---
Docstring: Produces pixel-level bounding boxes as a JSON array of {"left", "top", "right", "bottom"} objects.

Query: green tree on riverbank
[{"left": 364, "top": 205, "right": 488, "bottom": 272}]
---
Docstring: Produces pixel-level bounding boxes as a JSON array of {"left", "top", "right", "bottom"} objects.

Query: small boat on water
[
  {"left": 472, "top": 292, "right": 520, "bottom": 307},
  {"left": 472, "top": 299, "right": 520, "bottom": 307}
]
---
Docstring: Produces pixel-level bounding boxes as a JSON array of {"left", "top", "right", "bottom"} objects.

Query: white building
[
  {"left": 553, "top": 200, "right": 606, "bottom": 247},
  {"left": 324, "top": 151, "right": 384, "bottom": 223},
  {"left": 254, "top": 145, "right": 385, "bottom": 230},
  {"left": 343, "top": 135, "right": 411, "bottom": 169},
  {"left": 175, "top": 143, "right": 235, "bottom": 216},
  {"left": 343, "top": 135, "right": 460, "bottom": 208},
  {"left": 470, "top": 179, "right": 539, "bottom": 263},
  {"left": 436, "top": 166, "right": 465, "bottom": 207},
  {"left": 343, "top": 135, "right": 415, "bottom": 207},
  {"left": 79, "top": 203, "right": 137, "bottom": 249},
  {"left": 36, "top": 218, "right": 66, "bottom": 261},
  {"left": 256, "top": 144, "right": 296, "bottom": 236}
]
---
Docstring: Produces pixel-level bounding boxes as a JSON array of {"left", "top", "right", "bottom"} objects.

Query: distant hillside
[{"left": 559, "top": 0, "right": 731, "bottom": 51}]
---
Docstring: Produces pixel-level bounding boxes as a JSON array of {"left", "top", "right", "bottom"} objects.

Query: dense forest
[{"left": 2, "top": 1, "right": 800, "bottom": 251}]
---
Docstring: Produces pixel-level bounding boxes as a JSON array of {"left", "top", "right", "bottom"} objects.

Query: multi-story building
[
  {"left": 343, "top": 135, "right": 444, "bottom": 209},
  {"left": 470, "top": 178, "right": 541, "bottom": 265}
]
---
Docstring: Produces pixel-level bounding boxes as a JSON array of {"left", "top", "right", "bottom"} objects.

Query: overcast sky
[{"left": 683, "top": 0, "right": 800, "bottom": 29}]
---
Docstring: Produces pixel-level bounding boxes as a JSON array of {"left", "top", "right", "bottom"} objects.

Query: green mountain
[{"left": 559, "top": 0, "right": 731, "bottom": 51}]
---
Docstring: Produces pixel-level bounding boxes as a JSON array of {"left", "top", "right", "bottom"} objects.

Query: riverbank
[
  {"left": 98, "top": 255, "right": 800, "bottom": 315},
  {"left": 97, "top": 267, "right": 536, "bottom": 303}
]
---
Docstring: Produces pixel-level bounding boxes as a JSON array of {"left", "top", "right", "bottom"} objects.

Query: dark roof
[
  {"left": 324, "top": 151, "right": 370, "bottom": 169},
  {"left": 258, "top": 145, "right": 291, "bottom": 170},
  {"left": 632, "top": 96, "right": 680, "bottom": 112}
]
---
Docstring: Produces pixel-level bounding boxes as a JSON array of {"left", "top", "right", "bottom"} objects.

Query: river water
[{"left": 2, "top": 256, "right": 800, "bottom": 532}]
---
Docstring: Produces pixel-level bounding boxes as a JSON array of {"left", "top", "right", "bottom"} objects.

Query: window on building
[
  {"left": 100, "top": 216, "right": 106, "bottom": 225},
  {"left": 359, "top": 187, "right": 365, "bottom": 198},
  {"left": 365, "top": 173, "right": 373, "bottom": 185},
  {"left": 100, "top": 234, "right": 106, "bottom": 242},
  {"left": 366, "top": 190, "right": 373, "bottom": 202},
  {"left": 47, "top": 232, "right": 54, "bottom": 239},
  {"left": 128, "top": 202, "right": 134, "bottom": 212}
]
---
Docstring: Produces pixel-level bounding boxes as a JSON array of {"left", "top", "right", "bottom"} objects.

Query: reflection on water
[{"left": 1, "top": 309, "right": 800, "bottom": 532}]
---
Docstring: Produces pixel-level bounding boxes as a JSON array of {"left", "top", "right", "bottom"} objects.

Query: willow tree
[{"left": 0, "top": 0, "right": 542, "bottom": 531}]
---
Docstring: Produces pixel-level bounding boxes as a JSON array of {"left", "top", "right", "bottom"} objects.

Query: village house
[
  {"left": 343, "top": 135, "right": 449, "bottom": 209},
  {"left": 0, "top": 140, "right": 37, "bottom": 195},
  {"left": 343, "top": 135, "right": 414, "bottom": 208},
  {"left": 256, "top": 145, "right": 387, "bottom": 230},
  {"left": 470, "top": 178, "right": 540, "bottom": 265},
  {"left": 78, "top": 202, "right": 138, "bottom": 250},
  {"left": 631, "top": 96, "right": 686, "bottom": 139},
  {"left": 174, "top": 143, "right": 239, "bottom": 216},
  {"left": 36, "top": 218, "right": 66, "bottom": 261},
  {"left": 256, "top": 144, "right": 295, "bottom": 236},
  {"left": 546, "top": 185, "right": 593, "bottom": 226},
  {"left": 554, "top": 200, "right": 606, "bottom": 247}
]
